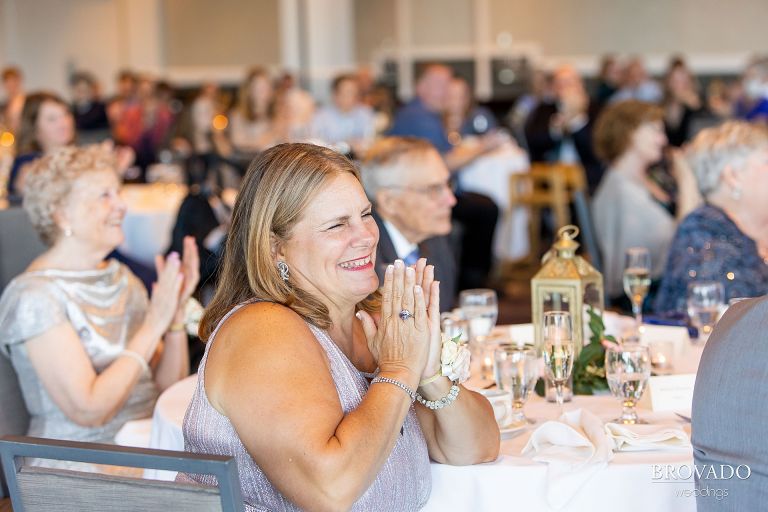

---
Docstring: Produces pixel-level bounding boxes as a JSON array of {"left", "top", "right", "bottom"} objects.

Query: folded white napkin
[
  {"left": 604, "top": 422, "right": 691, "bottom": 452},
  {"left": 522, "top": 409, "right": 614, "bottom": 510}
]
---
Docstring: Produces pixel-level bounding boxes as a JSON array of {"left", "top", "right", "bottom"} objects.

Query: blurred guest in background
[
  {"left": 8, "top": 92, "right": 75, "bottom": 198},
  {"left": 0, "top": 146, "right": 197, "bottom": 465},
  {"left": 506, "top": 69, "right": 553, "bottom": 150},
  {"left": 229, "top": 67, "right": 278, "bottom": 153},
  {"left": 1, "top": 66, "right": 26, "bottom": 133},
  {"left": 112, "top": 74, "right": 175, "bottom": 176},
  {"left": 610, "top": 57, "right": 663, "bottom": 104},
  {"left": 525, "top": 64, "right": 605, "bottom": 193},
  {"left": 388, "top": 64, "right": 500, "bottom": 290},
  {"left": 106, "top": 69, "right": 137, "bottom": 129},
  {"left": 594, "top": 55, "right": 624, "bottom": 107},
  {"left": 662, "top": 58, "right": 703, "bottom": 147},
  {"left": 360, "top": 137, "right": 457, "bottom": 311},
  {"left": 190, "top": 82, "right": 221, "bottom": 155},
  {"left": 310, "top": 73, "right": 376, "bottom": 156},
  {"left": 168, "top": 155, "right": 234, "bottom": 296},
  {"left": 70, "top": 71, "right": 110, "bottom": 144},
  {"left": 655, "top": 121, "right": 768, "bottom": 314},
  {"left": 735, "top": 57, "right": 768, "bottom": 124},
  {"left": 444, "top": 77, "right": 498, "bottom": 143},
  {"left": 592, "top": 100, "right": 699, "bottom": 305}
]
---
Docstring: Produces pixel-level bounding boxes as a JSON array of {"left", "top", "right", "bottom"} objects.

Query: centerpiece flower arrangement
[{"left": 571, "top": 306, "right": 617, "bottom": 395}]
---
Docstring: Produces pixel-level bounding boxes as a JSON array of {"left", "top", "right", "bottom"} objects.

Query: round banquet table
[
  {"left": 147, "top": 379, "right": 697, "bottom": 511},
  {"left": 119, "top": 183, "right": 187, "bottom": 267}
]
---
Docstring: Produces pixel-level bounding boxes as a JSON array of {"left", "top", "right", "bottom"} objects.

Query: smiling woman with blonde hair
[{"left": 179, "top": 143, "right": 498, "bottom": 511}]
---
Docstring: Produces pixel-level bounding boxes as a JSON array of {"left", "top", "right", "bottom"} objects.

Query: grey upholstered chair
[
  {"left": 0, "top": 436, "right": 244, "bottom": 512},
  {"left": 0, "top": 207, "right": 46, "bottom": 293}
]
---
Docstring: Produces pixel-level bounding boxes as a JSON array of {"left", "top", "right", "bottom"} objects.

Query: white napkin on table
[
  {"left": 604, "top": 422, "right": 691, "bottom": 452},
  {"left": 522, "top": 409, "right": 614, "bottom": 510}
]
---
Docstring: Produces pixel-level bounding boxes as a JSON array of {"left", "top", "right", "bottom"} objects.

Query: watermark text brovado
[{"left": 652, "top": 464, "right": 751, "bottom": 501}]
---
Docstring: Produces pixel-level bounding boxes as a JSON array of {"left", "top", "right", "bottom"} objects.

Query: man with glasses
[{"left": 361, "top": 137, "right": 458, "bottom": 311}]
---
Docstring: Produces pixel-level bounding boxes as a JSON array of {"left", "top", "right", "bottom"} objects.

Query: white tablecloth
[
  {"left": 458, "top": 142, "right": 530, "bottom": 261},
  {"left": 144, "top": 361, "right": 698, "bottom": 511},
  {"left": 119, "top": 183, "right": 187, "bottom": 267}
]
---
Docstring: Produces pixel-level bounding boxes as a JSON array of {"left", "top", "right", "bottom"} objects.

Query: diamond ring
[{"left": 399, "top": 309, "right": 413, "bottom": 321}]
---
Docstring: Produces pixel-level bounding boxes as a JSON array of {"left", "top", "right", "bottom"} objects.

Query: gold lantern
[{"left": 531, "top": 225, "right": 604, "bottom": 355}]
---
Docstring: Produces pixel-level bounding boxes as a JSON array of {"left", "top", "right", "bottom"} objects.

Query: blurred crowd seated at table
[{"left": 0, "top": 52, "right": 767, "bottom": 477}]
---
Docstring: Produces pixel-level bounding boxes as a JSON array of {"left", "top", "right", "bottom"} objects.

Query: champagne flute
[
  {"left": 623, "top": 247, "right": 652, "bottom": 330},
  {"left": 493, "top": 345, "right": 539, "bottom": 426},
  {"left": 459, "top": 289, "right": 499, "bottom": 380},
  {"left": 687, "top": 281, "right": 725, "bottom": 341},
  {"left": 605, "top": 343, "right": 651, "bottom": 424},
  {"left": 541, "top": 311, "right": 575, "bottom": 415}
]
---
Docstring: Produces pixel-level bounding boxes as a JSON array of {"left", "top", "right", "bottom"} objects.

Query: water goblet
[
  {"left": 605, "top": 343, "right": 651, "bottom": 424},
  {"left": 459, "top": 289, "right": 499, "bottom": 380},
  {"left": 493, "top": 345, "right": 539, "bottom": 426},
  {"left": 687, "top": 281, "right": 725, "bottom": 341}
]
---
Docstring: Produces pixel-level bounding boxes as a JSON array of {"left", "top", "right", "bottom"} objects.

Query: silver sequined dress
[
  {"left": 0, "top": 260, "right": 158, "bottom": 446},
  {"left": 178, "top": 302, "right": 432, "bottom": 511}
]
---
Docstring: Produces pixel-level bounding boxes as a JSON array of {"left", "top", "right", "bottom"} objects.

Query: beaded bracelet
[
  {"left": 120, "top": 349, "right": 150, "bottom": 374},
  {"left": 416, "top": 382, "right": 460, "bottom": 410},
  {"left": 371, "top": 376, "right": 416, "bottom": 403}
]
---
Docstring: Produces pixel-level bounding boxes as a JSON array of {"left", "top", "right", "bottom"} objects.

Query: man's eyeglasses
[{"left": 385, "top": 182, "right": 453, "bottom": 200}]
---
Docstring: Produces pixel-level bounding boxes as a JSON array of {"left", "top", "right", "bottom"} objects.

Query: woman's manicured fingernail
[
  {"left": 386, "top": 264, "right": 394, "bottom": 274},
  {"left": 414, "top": 285, "right": 422, "bottom": 293}
]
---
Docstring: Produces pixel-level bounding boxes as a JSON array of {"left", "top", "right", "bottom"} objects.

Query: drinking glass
[
  {"left": 605, "top": 343, "right": 651, "bottom": 424},
  {"left": 459, "top": 289, "right": 499, "bottom": 380},
  {"left": 541, "top": 311, "right": 574, "bottom": 414},
  {"left": 494, "top": 345, "right": 539, "bottom": 426},
  {"left": 687, "top": 281, "right": 725, "bottom": 340},
  {"left": 623, "top": 247, "right": 652, "bottom": 330}
]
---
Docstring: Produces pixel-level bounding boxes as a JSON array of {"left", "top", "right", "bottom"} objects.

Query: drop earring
[
  {"left": 732, "top": 186, "right": 742, "bottom": 201},
  {"left": 277, "top": 261, "right": 290, "bottom": 282},
  {"left": 63, "top": 226, "right": 73, "bottom": 237}
]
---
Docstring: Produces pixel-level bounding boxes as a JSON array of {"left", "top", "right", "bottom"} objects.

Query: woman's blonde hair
[
  {"left": 23, "top": 145, "right": 117, "bottom": 246},
  {"left": 199, "top": 143, "right": 379, "bottom": 339},
  {"left": 686, "top": 120, "right": 768, "bottom": 197}
]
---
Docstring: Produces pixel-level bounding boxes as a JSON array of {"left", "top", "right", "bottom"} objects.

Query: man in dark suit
[
  {"left": 525, "top": 64, "right": 604, "bottom": 194},
  {"left": 692, "top": 295, "right": 768, "bottom": 511},
  {"left": 360, "top": 137, "right": 457, "bottom": 311}
]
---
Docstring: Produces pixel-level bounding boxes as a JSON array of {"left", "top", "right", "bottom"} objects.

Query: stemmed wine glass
[
  {"left": 493, "top": 345, "right": 539, "bottom": 426},
  {"left": 605, "top": 343, "right": 651, "bottom": 424},
  {"left": 459, "top": 289, "right": 499, "bottom": 380},
  {"left": 541, "top": 311, "right": 575, "bottom": 414},
  {"left": 687, "top": 281, "right": 725, "bottom": 341},
  {"left": 623, "top": 247, "right": 652, "bottom": 331}
]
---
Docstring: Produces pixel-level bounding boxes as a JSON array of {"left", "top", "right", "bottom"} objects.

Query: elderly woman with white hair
[
  {"left": 655, "top": 121, "right": 768, "bottom": 314},
  {"left": 0, "top": 146, "right": 198, "bottom": 464}
]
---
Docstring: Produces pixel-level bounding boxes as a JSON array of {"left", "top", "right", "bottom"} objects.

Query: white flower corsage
[
  {"left": 183, "top": 298, "right": 205, "bottom": 337},
  {"left": 440, "top": 333, "right": 471, "bottom": 383}
]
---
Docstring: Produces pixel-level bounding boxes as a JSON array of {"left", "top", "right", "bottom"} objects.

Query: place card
[
  {"left": 640, "top": 373, "right": 696, "bottom": 413},
  {"left": 640, "top": 325, "right": 690, "bottom": 347}
]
